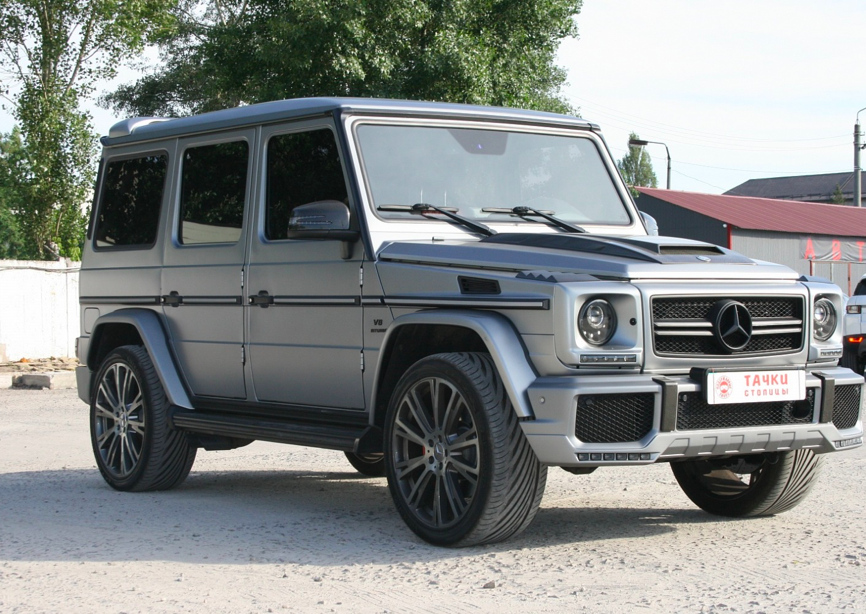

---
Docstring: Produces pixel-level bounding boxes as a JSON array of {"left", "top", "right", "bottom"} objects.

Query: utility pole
[{"left": 856, "top": 107, "right": 866, "bottom": 207}]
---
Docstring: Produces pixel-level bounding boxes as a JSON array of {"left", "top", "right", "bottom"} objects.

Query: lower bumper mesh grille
[
  {"left": 677, "top": 389, "right": 815, "bottom": 430},
  {"left": 833, "top": 385, "right": 862, "bottom": 430},
  {"left": 576, "top": 394, "right": 654, "bottom": 443}
]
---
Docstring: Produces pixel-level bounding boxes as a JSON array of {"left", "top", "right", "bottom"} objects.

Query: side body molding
[
  {"left": 88, "top": 308, "right": 193, "bottom": 409},
  {"left": 372, "top": 310, "right": 538, "bottom": 419}
]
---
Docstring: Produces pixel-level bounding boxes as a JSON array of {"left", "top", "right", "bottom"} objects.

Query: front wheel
[
  {"left": 671, "top": 450, "right": 823, "bottom": 517},
  {"left": 90, "top": 345, "right": 197, "bottom": 491},
  {"left": 384, "top": 352, "right": 547, "bottom": 546},
  {"left": 840, "top": 347, "right": 863, "bottom": 374}
]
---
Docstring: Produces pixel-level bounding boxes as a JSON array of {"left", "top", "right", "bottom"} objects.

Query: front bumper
[{"left": 520, "top": 366, "right": 864, "bottom": 466}]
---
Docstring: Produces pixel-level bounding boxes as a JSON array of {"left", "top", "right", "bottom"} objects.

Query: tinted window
[
  {"left": 180, "top": 140, "right": 249, "bottom": 245},
  {"left": 855, "top": 280, "right": 866, "bottom": 296},
  {"left": 95, "top": 154, "right": 167, "bottom": 248},
  {"left": 266, "top": 129, "right": 349, "bottom": 240}
]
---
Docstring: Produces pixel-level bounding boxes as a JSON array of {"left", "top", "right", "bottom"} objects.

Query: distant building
[
  {"left": 636, "top": 187, "right": 866, "bottom": 293},
  {"left": 725, "top": 171, "right": 856, "bottom": 205}
]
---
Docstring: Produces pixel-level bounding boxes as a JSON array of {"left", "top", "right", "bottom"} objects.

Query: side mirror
[
  {"left": 640, "top": 211, "right": 659, "bottom": 236},
  {"left": 286, "top": 200, "right": 359, "bottom": 241},
  {"left": 286, "top": 200, "right": 360, "bottom": 259}
]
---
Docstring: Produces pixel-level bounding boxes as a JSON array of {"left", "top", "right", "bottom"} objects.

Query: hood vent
[
  {"left": 459, "top": 276, "right": 501, "bottom": 295},
  {"left": 658, "top": 245, "right": 725, "bottom": 256}
]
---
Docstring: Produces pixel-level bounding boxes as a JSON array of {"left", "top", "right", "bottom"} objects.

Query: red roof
[{"left": 637, "top": 187, "right": 866, "bottom": 238}]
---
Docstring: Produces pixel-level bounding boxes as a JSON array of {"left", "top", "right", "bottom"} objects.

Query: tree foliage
[
  {"left": 0, "top": 130, "right": 26, "bottom": 259},
  {"left": 617, "top": 132, "right": 658, "bottom": 198},
  {"left": 103, "top": 0, "right": 582, "bottom": 118},
  {"left": 0, "top": 0, "right": 174, "bottom": 259},
  {"left": 831, "top": 183, "right": 846, "bottom": 205}
]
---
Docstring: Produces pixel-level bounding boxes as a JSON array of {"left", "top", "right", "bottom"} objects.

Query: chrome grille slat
[{"left": 652, "top": 295, "right": 805, "bottom": 357}]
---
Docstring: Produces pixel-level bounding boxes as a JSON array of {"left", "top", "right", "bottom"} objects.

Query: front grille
[
  {"left": 576, "top": 393, "right": 654, "bottom": 443},
  {"left": 676, "top": 388, "right": 815, "bottom": 430},
  {"left": 833, "top": 385, "right": 862, "bottom": 430},
  {"left": 652, "top": 296, "right": 804, "bottom": 357}
]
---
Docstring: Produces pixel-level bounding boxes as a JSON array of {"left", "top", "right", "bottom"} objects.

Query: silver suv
[{"left": 76, "top": 98, "right": 863, "bottom": 546}]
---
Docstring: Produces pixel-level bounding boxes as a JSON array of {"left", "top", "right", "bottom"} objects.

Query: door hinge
[
  {"left": 240, "top": 269, "right": 244, "bottom": 288},
  {"left": 360, "top": 351, "right": 365, "bottom": 372},
  {"left": 241, "top": 345, "right": 246, "bottom": 364},
  {"left": 359, "top": 266, "right": 364, "bottom": 287}
]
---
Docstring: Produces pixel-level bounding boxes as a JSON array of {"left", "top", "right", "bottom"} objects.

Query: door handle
[
  {"left": 162, "top": 291, "right": 182, "bottom": 307},
  {"left": 249, "top": 291, "right": 273, "bottom": 308}
]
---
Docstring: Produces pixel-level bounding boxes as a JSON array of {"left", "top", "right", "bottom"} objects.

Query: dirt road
[{"left": 1, "top": 388, "right": 864, "bottom": 613}]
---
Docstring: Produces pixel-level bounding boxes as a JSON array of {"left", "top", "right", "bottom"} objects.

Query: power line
[{"left": 575, "top": 96, "right": 849, "bottom": 145}]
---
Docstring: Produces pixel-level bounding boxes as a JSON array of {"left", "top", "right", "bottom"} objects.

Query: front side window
[
  {"left": 265, "top": 128, "right": 349, "bottom": 240},
  {"left": 95, "top": 154, "right": 167, "bottom": 248},
  {"left": 179, "top": 140, "right": 249, "bottom": 245},
  {"left": 355, "top": 124, "right": 631, "bottom": 226}
]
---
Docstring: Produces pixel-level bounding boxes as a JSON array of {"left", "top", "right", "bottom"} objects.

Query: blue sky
[{"left": 2, "top": 0, "right": 864, "bottom": 195}]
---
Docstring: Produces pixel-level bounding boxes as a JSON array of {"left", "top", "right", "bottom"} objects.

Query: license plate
[{"left": 706, "top": 369, "right": 806, "bottom": 405}]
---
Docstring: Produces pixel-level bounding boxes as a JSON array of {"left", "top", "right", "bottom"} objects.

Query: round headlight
[
  {"left": 578, "top": 299, "right": 617, "bottom": 346},
  {"left": 813, "top": 297, "right": 837, "bottom": 342}
]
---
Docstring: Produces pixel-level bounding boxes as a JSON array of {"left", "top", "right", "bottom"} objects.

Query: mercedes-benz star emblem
[{"left": 710, "top": 300, "right": 753, "bottom": 353}]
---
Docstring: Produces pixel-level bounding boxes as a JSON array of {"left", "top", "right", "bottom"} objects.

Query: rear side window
[
  {"left": 855, "top": 280, "right": 866, "bottom": 296},
  {"left": 180, "top": 140, "right": 249, "bottom": 245},
  {"left": 266, "top": 129, "right": 349, "bottom": 240},
  {"left": 94, "top": 154, "right": 168, "bottom": 248}
]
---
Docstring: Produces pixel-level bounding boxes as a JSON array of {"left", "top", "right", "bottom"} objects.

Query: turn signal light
[{"left": 847, "top": 336, "right": 864, "bottom": 344}]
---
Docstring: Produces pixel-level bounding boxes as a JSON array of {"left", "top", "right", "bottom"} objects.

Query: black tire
[
  {"left": 671, "top": 450, "right": 823, "bottom": 517},
  {"left": 840, "top": 347, "right": 862, "bottom": 374},
  {"left": 344, "top": 452, "right": 386, "bottom": 477},
  {"left": 384, "top": 352, "right": 547, "bottom": 546},
  {"left": 90, "top": 345, "right": 197, "bottom": 492}
]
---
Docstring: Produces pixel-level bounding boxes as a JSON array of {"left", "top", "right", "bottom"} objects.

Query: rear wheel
[
  {"left": 90, "top": 345, "right": 196, "bottom": 491},
  {"left": 344, "top": 452, "right": 385, "bottom": 477},
  {"left": 384, "top": 352, "right": 547, "bottom": 546},
  {"left": 671, "top": 450, "right": 822, "bottom": 517}
]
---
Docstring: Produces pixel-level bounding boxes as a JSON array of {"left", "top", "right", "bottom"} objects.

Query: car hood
[{"left": 377, "top": 233, "right": 801, "bottom": 281}]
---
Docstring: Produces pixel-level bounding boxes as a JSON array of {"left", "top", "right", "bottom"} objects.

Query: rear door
[{"left": 161, "top": 130, "right": 254, "bottom": 399}]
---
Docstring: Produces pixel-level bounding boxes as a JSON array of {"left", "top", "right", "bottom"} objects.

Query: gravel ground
[{"left": 1, "top": 388, "right": 864, "bottom": 614}]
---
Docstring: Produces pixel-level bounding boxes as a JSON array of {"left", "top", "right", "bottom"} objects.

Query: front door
[{"left": 246, "top": 121, "right": 365, "bottom": 409}]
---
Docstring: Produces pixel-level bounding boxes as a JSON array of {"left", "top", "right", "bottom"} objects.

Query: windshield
[{"left": 355, "top": 123, "right": 631, "bottom": 226}]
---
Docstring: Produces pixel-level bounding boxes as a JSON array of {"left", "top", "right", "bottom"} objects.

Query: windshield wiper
[
  {"left": 482, "top": 206, "right": 586, "bottom": 234},
  {"left": 378, "top": 203, "right": 496, "bottom": 237}
]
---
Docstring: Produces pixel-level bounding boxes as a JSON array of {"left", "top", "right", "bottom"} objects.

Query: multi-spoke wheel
[
  {"left": 344, "top": 451, "right": 386, "bottom": 477},
  {"left": 671, "top": 450, "right": 823, "bottom": 517},
  {"left": 90, "top": 345, "right": 196, "bottom": 491},
  {"left": 384, "top": 352, "right": 547, "bottom": 546}
]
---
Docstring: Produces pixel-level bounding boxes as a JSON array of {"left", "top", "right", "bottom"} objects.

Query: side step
[{"left": 171, "top": 410, "right": 381, "bottom": 453}]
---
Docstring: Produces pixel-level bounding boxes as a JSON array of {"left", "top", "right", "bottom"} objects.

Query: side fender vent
[{"left": 458, "top": 276, "right": 501, "bottom": 295}]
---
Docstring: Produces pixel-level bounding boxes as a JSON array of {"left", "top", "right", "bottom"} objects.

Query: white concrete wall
[{"left": 0, "top": 260, "right": 80, "bottom": 361}]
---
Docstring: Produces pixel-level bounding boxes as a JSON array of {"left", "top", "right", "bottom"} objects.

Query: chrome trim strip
[
  {"left": 80, "top": 296, "right": 160, "bottom": 305},
  {"left": 384, "top": 297, "right": 550, "bottom": 310},
  {"left": 271, "top": 296, "right": 360, "bottom": 306},
  {"left": 181, "top": 296, "right": 242, "bottom": 305}
]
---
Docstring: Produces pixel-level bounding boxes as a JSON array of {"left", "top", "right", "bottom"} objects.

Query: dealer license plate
[{"left": 706, "top": 369, "right": 806, "bottom": 405}]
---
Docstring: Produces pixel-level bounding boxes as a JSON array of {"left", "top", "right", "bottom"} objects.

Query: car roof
[{"left": 102, "top": 97, "right": 597, "bottom": 147}]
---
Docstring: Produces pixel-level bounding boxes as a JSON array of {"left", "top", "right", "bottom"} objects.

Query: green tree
[
  {"left": 0, "top": 0, "right": 174, "bottom": 259},
  {"left": 0, "top": 129, "right": 28, "bottom": 258},
  {"left": 617, "top": 132, "right": 658, "bottom": 198},
  {"left": 831, "top": 183, "right": 846, "bottom": 205},
  {"left": 103, "top": 0, "right": 582, "bottom": 118}
]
